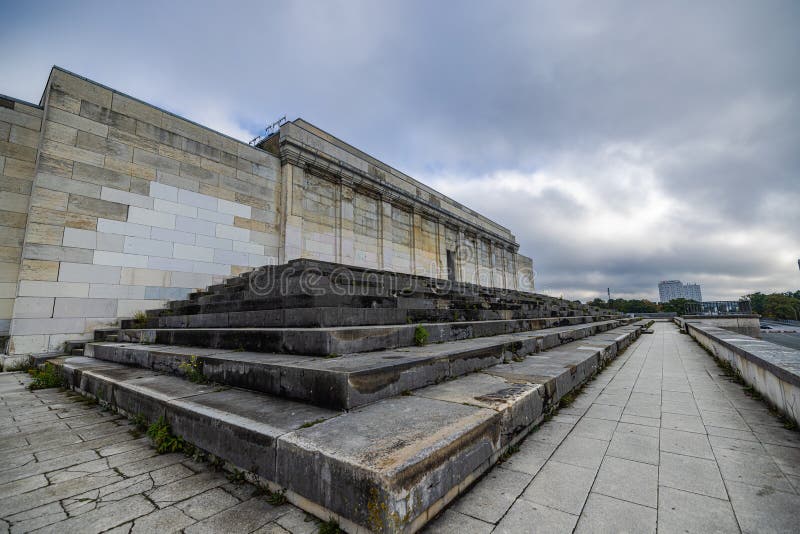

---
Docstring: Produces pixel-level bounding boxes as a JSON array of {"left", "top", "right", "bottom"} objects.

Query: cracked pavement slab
[{"left": 0, "top": 373, "right": 323, "bottom": 534}]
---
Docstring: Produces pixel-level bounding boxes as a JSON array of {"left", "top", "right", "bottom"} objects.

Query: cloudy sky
[{"left": 2, "top": 1, "right": 798, "bottom": 301}]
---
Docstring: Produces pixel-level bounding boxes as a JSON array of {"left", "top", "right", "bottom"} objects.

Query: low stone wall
[
  {"left": 683, "top": 321, "right": 800, "bottom": 426},
  {"left": 682, "top": 314, "right": 761, "bottom": 338}
]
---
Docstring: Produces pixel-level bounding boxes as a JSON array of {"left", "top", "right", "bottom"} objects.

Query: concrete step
[
  {"left": 134, "top": 304, "right": 614, "bottom": 329},
  {"left": 87, "top": 320, "right": 630, "bottom": 409},
  {"left": 112, "top": 315, "right": 622, "bottom": 357},
  {"left": 53, "top": 321, "right": 643, "bottom": 533}
]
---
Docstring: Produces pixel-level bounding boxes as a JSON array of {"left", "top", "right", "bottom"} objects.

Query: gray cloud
[{"left": 2, "top": 0, "right": 798, "bottom": 300}]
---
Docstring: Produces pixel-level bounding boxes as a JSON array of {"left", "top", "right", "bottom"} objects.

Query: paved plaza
[
  {"left": 1, "top": 321, "right": 798, "bottom": 533},
  {"left": 428, "top": 321, "right": 800, "bottom": 533}
]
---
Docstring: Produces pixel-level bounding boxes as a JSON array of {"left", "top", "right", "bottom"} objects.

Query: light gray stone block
[
  {"left": 176, "top": 215, "right": 215, "bottom": 236},
  {"left": 216, "top": 224, "right": 248, "bottom": 242},
  {"left": 150, "top": 227, "right": 195, "bottom": 245},
  {"left": 169, "top": 271, "right": 212, "bottom": 289},
  {"left": 59, "top": 262, "right": 121, "bottom": 284},
  {"left": 127, "top": 206, "right": 175, "bottom": 230},
  {"left": 195, "top": 234, "right": 231, "bottom": 250},
  {"left": 192, "top": 262, "right": 229, "bottom": 276},
  {"left": 196, "top": 208, "right": 233, "bottom": 225},
  {"left": 177, "top": 189, "right": 217, "bottom": 210},
  {"left": 93, "top": 251, "right": 149, "bottom": 268},
  {"left": 53, "top": 297, "right": 117, "bottom": 318},
  {"left": 217, "top": 198, "right": 250, "bottom": 218},
  {"left": 154, "top": 198, "right": 197, "bottom": 218},
  {"left": 213, "top": 249, "right": 248, "bottom": 266},
  {"left": 96, "top": 232, "right": 125, "bottom": 252},
  {"left": 174, "top": 243, "right": 214, "bottom": 262},
  {"left": 232, "top": 240, "right": 264, "bottom": 255},
  {"left": 88, "top": 284, "right": 146, "bottom": 299},
  {"left": 123, "top": 236, "right": 173, "bottom": 258},
  {"left": 11, "top": 297, "right": 54, "bottom": 319},
  {"left": 18, "top": 280, "right": 89, "bottom": 298},
  {"left": 147, "top": 256, "right": 194, "bottom": 272},
  {"left": 149, "top": 181, "right": 178, "bottom": 202},
  {"left": 11, "top": 317, "right": 85, "bottom": 335},
  {"left": 62, "top": 228, "right": 97, "bottom": 249},
  {"left": 97, "top": 218, "right": 151, "bottom": 238}
]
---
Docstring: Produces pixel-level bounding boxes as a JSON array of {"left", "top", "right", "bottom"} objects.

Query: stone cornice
[{"left": 279, "top": 138, "right": 520, "bottom": 251}]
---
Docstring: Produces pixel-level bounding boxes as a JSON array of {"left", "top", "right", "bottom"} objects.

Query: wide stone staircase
[{"left": 50, "top": 259, "right": 645, "bottom": 533}]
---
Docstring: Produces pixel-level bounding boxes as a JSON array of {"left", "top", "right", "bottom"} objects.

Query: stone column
[
  {"left": 380, "top": 200, "right": 393, "bottom": 271},
  {"left": 339, "top": 181, "right": 355, "bottom": 265},
  {"left": 281, "top": 163, "right": 304, "bottom": 262}
]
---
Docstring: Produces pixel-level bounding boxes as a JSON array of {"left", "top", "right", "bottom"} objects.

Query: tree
[
  {"left": 763, "top": 294, "right": 800, "bottom": 320},
  {"left": 660, "top": 298, "right": 694, "bottom": 316}
]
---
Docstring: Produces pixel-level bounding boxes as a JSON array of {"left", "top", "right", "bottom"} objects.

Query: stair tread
[{"left": 57, "top": 322, "right": 642, "bottom": 532}]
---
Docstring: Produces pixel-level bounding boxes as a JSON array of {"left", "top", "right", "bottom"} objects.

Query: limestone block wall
[
  {"left": 3, "top": 67, "right": 536, "bottom": 355},
  {"left": 7, "top": 68, "right": 281, "bottom": 354},
  {"left": 0, "top": 97, "right": 43, "bottom": 336}
]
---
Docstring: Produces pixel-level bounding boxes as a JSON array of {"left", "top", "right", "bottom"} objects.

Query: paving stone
[
  {"left": 493, "top": 499, "right": 577, "bottom": 534},
  {"left": 606, "top": 425, "right": 659, "bottom": 465},
  {"left": 659, "top": 450, "right": 728, "bottom": 499},
  {"left": 34, "top": 494, "right": 154, "bottom": 534},
  {"left": 661, "top": 412, "right": 707, "bottom": 434},
  {"left": 592, "top": 455, "right": 658, "bottom": 507},
  {"left": 708, "top": 434, "right": 767, "bottom": 455},
  {"left": 584, "top": 403, "right": 623, "bottom": 421},
  {"left": 272, "top": 507, "right": 321, "bottom": 534},
  {"left": 574, "top": 492, "right": 656, "bottom": 534},
  {"left": 520, "top": 460, "right": 595, "bottom": 515},
  {"left": 570, "top": 416, "right": 617, "bottom": 441},
  {"left": 174, "top": 487, "right": 241, "bottom": 520},
  {"left": 713, "top": 447, "right": 795, "bottom": 492},
  {"left": 4, "top": 502, "right": 66, "bottom": 534},
  {"left": 183, "top": 497, "right": 283, "bottom": 534},
  {"left": 763, "top": 442, "right": 800, "bottom": 477},
  {"left": 451, "top": 466, "right": 531, "bottom": 523},
  {"left": 660, "top": 428, "right": 715, "bottom": 460},
  {"left": 130, "top": 506, "right": 195, "bottom": 533},
  {"left": 549, "top": 434, "right": 608, "bottom": 470}
]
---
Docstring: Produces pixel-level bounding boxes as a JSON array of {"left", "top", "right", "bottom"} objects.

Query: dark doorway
[{"left": 446, "top": 250, "right": 456, "bottom": 282}]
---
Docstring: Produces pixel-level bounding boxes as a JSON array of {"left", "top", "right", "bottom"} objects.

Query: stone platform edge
[
  {"left": 679, "top": 319, "right": 800, "bottom": 425},
  {"left": 51, "top": 324, "right": 645, "bottom": 533}
]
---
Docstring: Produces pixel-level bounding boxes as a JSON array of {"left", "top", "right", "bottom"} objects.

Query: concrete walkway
[
  {"left": 0, "top": 374, "right": 319, "bottom": 533},
  {"left": 427, "top": 321, "right": 800, "bottom": 534}
]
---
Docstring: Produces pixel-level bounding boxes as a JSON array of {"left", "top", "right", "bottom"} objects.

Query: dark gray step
[
  {"left": 54, "top": 321, "right": 642, "bottom": 533},
  {"left": 132, "top": 303, "right": 612, "bottom": 329},
  {"left": 113, "top": 316, "right": 615, "bottom": 356},
  {"left": 87, "top": 320, "right": 630, "bottom": 409}
]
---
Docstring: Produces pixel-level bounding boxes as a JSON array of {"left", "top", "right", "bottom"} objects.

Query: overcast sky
[{"left": 2, "top": 1, "right": 798, "bottom": 301}]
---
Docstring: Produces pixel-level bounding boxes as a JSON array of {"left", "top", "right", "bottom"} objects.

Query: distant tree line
[
  {"left": 587, "top": 290, "right": 800, "bottom": 320},
  {"left": 744, "top": 291, "right": 800, "bottom": 321}
]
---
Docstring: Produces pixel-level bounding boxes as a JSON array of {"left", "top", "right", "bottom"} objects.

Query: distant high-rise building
[
  {"left": 684, "top": 283, "right": 702, "bottom": 302},
  {"left": 658, "top": 280, "right": 702, "bottom": 302}
]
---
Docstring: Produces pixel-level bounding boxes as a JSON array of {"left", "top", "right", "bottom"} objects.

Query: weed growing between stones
[
  {"left": 227, "top": 468, "right": 246, "bottom": 485},
  {"left": 266, "top": 488, "right": 288, "bottom": 506},
  {"left": 132, "top": 310, "right": 148, "bottom": 328},
  {"left": 300, "top": 418, "right": 327, "bottom": 429},
  {"left": 414, "top": 325, "right": 429, "bottom": 346},
  {"left": 178, "top": 355, "right": 208, "bottom": 384},
  {"left": 146, "top": 416, "right": 186, "bottom": 454},
  {"left": 318, "top": 518, "right": 344, "bottom": 534},
  {"left": 27, "top": 362, "right": 65, "bottom": 390},
  {"left": 498, "top": 444, "right": 520, "bottom": 463}
]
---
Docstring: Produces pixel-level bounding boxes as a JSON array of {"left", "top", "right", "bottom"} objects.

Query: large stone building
[{"left": 0, "top": 67, "right": 534, "bottom": 356}]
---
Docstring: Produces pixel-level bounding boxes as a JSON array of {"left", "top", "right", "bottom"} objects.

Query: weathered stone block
[
  {"left": 26, "top": 223, "right": 64, "bottom": 245},
  {"left": 68, "top": 194, "right": 128, "bottom": 221},
  {"left": 59, "top": 262, "right": 121, "bottom": 284},
  {"left": 23, "top": 243, "right": 93, "bottom": 263},
  {"left": 20, "top": 259, "right": 59, "bottom": 281},
  {"left": 53, "top": 297, "right": 117, "bottom": 318}
]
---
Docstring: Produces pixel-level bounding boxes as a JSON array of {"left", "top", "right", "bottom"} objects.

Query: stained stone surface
[
  {"left": 425, "top": 321, "right": 800, "bottom": 533},
  {"left": 0, "top": 372, "right": 320, "bottom": 534}
]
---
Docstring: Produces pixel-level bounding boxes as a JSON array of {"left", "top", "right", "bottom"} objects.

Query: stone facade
[{"left": 1, "top": 67, "right": 533, "bottom": 355}]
